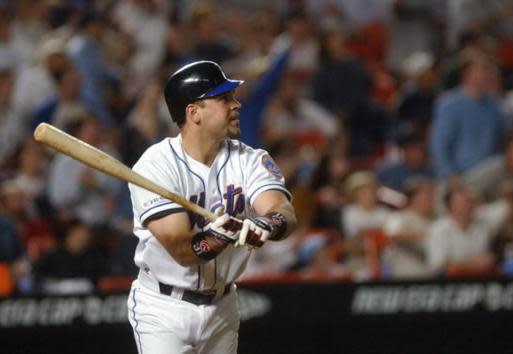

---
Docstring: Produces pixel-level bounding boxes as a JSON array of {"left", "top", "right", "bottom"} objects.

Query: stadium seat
[{"left": 0, "top": 262, "right": 14, "bottom": 297}]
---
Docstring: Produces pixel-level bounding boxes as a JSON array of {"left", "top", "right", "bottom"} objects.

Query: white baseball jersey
[{"left": 129, "top": 134, "right": 291, "bottom": 293}]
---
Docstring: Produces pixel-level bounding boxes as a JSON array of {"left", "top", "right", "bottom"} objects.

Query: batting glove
[
  {"left": 236, "top": 216, "right": 273, "bottom": 248},
  {"left": 236, "top": 212, "right": 288, "bottom": 248},
  {"left": 207, "top": 210, "right": 243, "bottom": 245}
]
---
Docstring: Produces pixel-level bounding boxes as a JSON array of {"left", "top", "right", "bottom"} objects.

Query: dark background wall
[{"left": 2, "top": 278, "right": 513, "bottom": 354}]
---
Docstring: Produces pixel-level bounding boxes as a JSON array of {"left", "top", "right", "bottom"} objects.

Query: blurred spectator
[
  {"left": 189, "top": 2, "right": 235, "bottom": 64},
  {"left": 376, "top": 126, "right": 433, "bottom": 191},
  {"left": 465, "top": 134, "right": 513, "bottom": 201},
  {"left": 10, "top": 139, "right": 49, "bottom": 212},
  {"left": 10, "top": 0, "right": 50, "bottom": 70},
  {"left": 342, "top": 72, "right": 391, "bottom": 157},
  {"left": 0, "top": 64, "right": 24, "bottom": 167},
  {"left": 426, "top": 183, "right": 509, "bottom": 276},
  {"left": 440, "top": 32, "right": 498, "bottom": 91},
  {"left": 387, "top": 1, "right": 444, "bottom": 73},
  {"left": 12, "top": 30, "right": 70, "bottom": 122},
  {"left": 396, "top": 51, "right": 439, "bottom": 132},
  {"left": 238, "top": 9, "right": 280, "bottom": 63},
  {"left": 310, "top": 138, "right": 350, "bottom": 229},
  {"left": 342, "top": 171, "right": 391, "bottom": 238},
  {"left": 312, "top": 26, "right": 371, "bottom": 120},
  {"left": 121, "top": 58, "right": 180, "bottom": 166},
  {"left": 47, "top": 115, "right": 122, "bottom": 227},
  {"left": 0, "top": 178, "right": 53, "bottom": 262},
  {"left": 0, "top": 181, "right": 32, "bottom": 294},
  {"left": 35, "top": 219, "right": 107, "bottom": 294},
  {"left": 383, "top": 177, "right": 436, "bottom": 278},
  {"left": 430, "top": 49, "right": 506, "bottom": 178},
  {"left": 445, "top": 0, "right": 513, "bottom": 50},
  {"left": 66, "top": 11, "right": 120, "bottom": 126},
  {"left": 270, "top": 6, "right": 319, "bottom": 80},
  {"left": 0, "top": 7, "right": 22, "bottom": 74},
  {"left": 262, "top": 72, "right": 338, "bottom": 147},
  {"left": 113, "top": 0, "right": 168, "bottom": 93},
  {"left": 30, "top": 59, "right": 89, "bottom": 130}
]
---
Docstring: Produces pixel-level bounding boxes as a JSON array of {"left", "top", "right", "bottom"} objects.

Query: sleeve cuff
[
  {"left": 139, "top": 201, "right": 184, "bottom": 224},
  {"left": 248, "top": 183, "right": 292, "bottom": 205}
]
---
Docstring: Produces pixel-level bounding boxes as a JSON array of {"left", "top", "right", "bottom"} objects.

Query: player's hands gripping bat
[
  {"left": 206, "top": 207, "right": 243, "bottom": 244},
  {"left": 237, "top": 212, "right": 288, "bottom": 248}
]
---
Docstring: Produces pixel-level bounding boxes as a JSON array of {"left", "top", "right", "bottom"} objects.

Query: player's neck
[{"left": 180, "top": 132, "right": 223, "bottom": 167}]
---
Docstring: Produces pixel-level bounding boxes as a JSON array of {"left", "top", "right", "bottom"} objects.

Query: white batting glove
[
  {"left": 206, "top": 207, "right": 243, "bottom": 244},
  {"left": 236, "top": 217, "right": 273, "bottom": 248}
]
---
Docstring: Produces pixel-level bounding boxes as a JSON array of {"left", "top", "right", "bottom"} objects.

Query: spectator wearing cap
[
  {"left": 339, "top": 171, "right": 390, "bottom": 274},
  {"left": 376, "top": 126, "right": 433, "bottom": 192},
  {"left": 383, "top": 177, "right": 436, "bottom": 278},
  {"left": 430, "top": 49, "right": 505, "bottom": 179},
  {"left": 341, "top": 171, "right": 391, "bottom": 239}
]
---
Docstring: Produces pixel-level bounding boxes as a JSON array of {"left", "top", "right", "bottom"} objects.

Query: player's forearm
[
  {"left": 155, "top": 231, "right": 198, "bottom": 266},
  {"left": 265, "top": 202, "right": 298, "bottom": 240},
  {"left": 275, "top": 204, "right": 297, "bottom": 238},
  {"left": 156, "top": 232, "right": 228, "bottom": 267}
]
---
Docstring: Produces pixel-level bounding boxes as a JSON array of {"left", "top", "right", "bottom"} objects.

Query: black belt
[{"left": 158, "top": 282, "right": 232, "bottom": 306}]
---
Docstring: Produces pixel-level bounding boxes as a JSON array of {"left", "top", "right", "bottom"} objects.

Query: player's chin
[
  {"left": 227, "top": 120, "right": 240, "bottom": 138},
  {"left": 227, "top": 127, "right": 241, "bottom": 138}
]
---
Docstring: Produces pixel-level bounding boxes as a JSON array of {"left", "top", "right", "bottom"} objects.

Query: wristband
[
  {"left": 191, "top": 232, "right": 220, "bottom": 261},
  {"left": 265, "top": 211, "right": 288, "bottom": 241}
]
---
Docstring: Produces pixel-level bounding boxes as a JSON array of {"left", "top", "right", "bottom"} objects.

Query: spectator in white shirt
[{"left": 427, "top": 183, "right": 509, "bottom": 276}]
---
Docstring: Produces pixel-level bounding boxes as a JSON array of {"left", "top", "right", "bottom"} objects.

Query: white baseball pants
[{"left": 127, "top": 278, "right": 240, "bottom": 354}]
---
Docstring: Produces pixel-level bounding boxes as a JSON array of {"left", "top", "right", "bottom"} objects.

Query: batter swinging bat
[{"left": 33, "top": 123, "right": 217, "bottom": 222}]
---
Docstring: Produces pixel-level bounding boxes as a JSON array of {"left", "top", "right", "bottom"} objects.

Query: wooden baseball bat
[{"left": 33, "top": 123, "right": 217, "bottom": 222}]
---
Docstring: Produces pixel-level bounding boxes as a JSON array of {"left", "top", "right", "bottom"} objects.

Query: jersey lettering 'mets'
[{"left": 188, "top": 185, "right": 245, "bottom": 230}]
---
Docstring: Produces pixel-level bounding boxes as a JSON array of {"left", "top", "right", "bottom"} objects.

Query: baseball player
[{"left": 127, "top": 60, "right": 297, "bottom": 354}]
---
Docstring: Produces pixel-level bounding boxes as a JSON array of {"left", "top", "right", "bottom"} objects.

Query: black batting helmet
[{"left": 164, "top": 60, "right": 244, "bottom": 125}]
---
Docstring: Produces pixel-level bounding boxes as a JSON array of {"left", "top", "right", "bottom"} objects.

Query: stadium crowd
[{"left": 2, "top": 0, "right": 513, "bottom": 296}]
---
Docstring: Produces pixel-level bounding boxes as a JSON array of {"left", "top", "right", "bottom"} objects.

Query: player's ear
[{"left": 186, "top": 103, "right": 201, "bottom": 124}]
